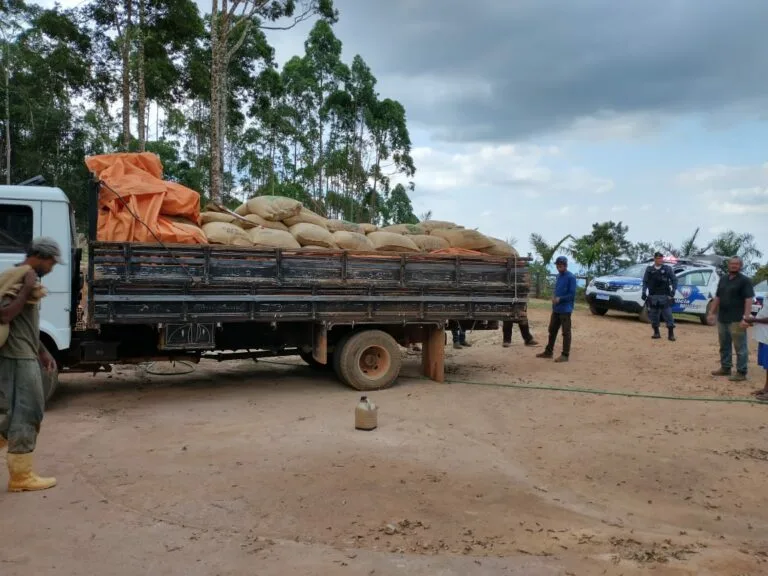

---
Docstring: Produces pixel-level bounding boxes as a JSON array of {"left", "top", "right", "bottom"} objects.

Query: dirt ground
[{"left": 2, "top": 306, "right": 767, "bottom": 576}]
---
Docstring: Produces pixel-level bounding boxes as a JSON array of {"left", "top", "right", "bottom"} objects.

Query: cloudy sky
[
  {"left": 263, "top": 0, "right": 768, "bottom": 258},
  {"left": 50, "top": 0, "right": 768, "bottom": 259}
]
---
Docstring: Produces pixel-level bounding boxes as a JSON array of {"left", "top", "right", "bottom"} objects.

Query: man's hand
[
  {"left": 552, "top": 296, "right": 560, "bottom": 304},
  {"left": 740, "top": 317, "right": 751, "bottom": 329},
  {"left": 641, "top": 292, "right": 647, "bottom": 301},
  {"left": 39, "top": 348, "right": 56, "bottom": 373},
  {"left": 707, "top": 313, "right": 716, "bottom": 325}
]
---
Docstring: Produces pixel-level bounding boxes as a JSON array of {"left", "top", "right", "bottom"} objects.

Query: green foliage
[
  {"left": 0, "top": 1, "right": 418, "bottom": 229},
  {"left": 710, "top": 230, "right": 763, "bottom": 273},
  {"left": 753, "top": 264, "right": 768, "bottom": 286},
  {"left": 569, "top": 221, "right": 631, "bottom": 277}
]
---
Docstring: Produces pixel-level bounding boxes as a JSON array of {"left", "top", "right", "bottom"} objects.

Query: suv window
[
  {"left": 0, "top": 204, "right": 33, "bottom": 252},
  {"left": 679, "top": 271, "right": 711, "bottom": 287}
]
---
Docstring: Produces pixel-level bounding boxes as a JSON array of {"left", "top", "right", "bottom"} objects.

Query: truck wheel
[
  {"left": 39, "top": 342, "right": 59, "bottom": 406},
  {"left": 298, "top": 349, "right": 332, "bottom": 370},
  {"left": 700, "top": 301, "right": 716, "bottom": 326},
  {"left": 336, "top": 330, "right": 402, "bottom": 391},
  {"left": 589, "top": 304, "right": 608, "bottom": 316},
  {"left": 638, "top": 307, "right": 650, "bottom": 323},
  {"left": 41, "top": 364, "right": 59, "bottom": 406}
]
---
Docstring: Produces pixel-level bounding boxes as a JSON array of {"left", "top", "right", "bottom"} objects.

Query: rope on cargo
[{"left": 99, "top": 180, "right": 194, "bottom": 279}]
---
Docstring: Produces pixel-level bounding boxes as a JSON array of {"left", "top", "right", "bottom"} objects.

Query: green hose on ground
[{"left": 443, "top": 377, "right": 768, "bottom": 405}]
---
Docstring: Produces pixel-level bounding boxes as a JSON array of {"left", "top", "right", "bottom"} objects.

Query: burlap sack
[
  {"left": 245, "top": 195, "right": 302, "bottom": 221},
  {"left": 248, "top": 227, "right": 301, "bottom": 249},
  {"left": 332, "top": 231, "right": 375, "bottom": 251},
  {"left": 359, "top": 223, "right": 378, "bottom": 234},
  {"left": 381, "top": 223, "right": 425, "bottom": 235},
  {"left": 480, "top": 237, "right": 519, "bottom": 257},
  {"left": 234, "top": 202, "right": 249, "bottom": 216},
  {"left": 300, "top": 245, "right": 331, "bottom": 250},
  {"left": 367, "top": 231, "right": 420, "bottom": 253},
  {"left": 202, "top": 222, "right": 253, "bottom": 247},
  {"left": 200, "top": 211, "right": 236, "bottom": 225},
  {"left": 241, "top": 213, "right": 289, "bottom": 231},
  {"left": 327, "top": 219, "right": 364, "bottom": 234},
  {"left": 410, "top": 234, "right": 450, "bottom": 252},
  {"left": 283, "top": 206, "right": 329, "bottom": 229},
  {"left": 290, "top": 223, "right": 337, "bottom": 248},
  {"left": 431, "top": 228, "right": 494, "bottom": 251},
  {"left": 420, "top": 220, "right": 462, "bottom": 232}
]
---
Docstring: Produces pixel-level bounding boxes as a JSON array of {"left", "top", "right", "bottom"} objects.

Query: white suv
[{"left": 585, "top": 261, "right": 721, "bottom": 325}]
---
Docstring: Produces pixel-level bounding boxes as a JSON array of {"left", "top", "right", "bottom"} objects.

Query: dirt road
[{"left": 1, "top": 307, "right": 767, "bottom": 575}]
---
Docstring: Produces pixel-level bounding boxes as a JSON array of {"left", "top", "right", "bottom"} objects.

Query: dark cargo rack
[{"left": 88, "top": 243, "right": 530, "bottom": 325}]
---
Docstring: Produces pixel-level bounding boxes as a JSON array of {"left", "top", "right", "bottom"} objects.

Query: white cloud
[
  {"left": 677, "top": 162, "right": 768, "bottom": 215},
  {"left": 610, "top": 205, "right": 628, "bottom": 213},
  {"left": 407, "top": 143, "right": 612, "bottom": 196}
]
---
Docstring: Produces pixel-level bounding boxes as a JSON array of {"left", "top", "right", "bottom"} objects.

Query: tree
[
  {"left": 569, "top": 221, "right": 631, "bottom": 278},
  {"left": 529, "top": 233, "right": 573, "bottom": 297},
  {"left": 627, "top": 241, "right": 656, "bottom": 263},
  {"left": 209, "top": 0, "right": 338, "bottom": 201},
  {"left": 752, "top": 263, "right": 768, "bottom": 286},
  {"left": 385, "top": 183, "right": 417, "bottom": 225},
  {"left": 710, "top": 230, "right": 763, "bottom": 273},
  {"left": 658, "top": 227, "right": 711, "bottom": 259}
]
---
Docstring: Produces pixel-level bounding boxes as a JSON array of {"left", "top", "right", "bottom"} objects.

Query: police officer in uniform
[{"left": 641, "top": 252, "right": 678, "bottom": 341}]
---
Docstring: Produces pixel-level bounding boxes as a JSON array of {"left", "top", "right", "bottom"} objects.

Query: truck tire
[
  {"left": 41, "top": 364, "right": 59, "bottom": 406},
  {"left": 335, "top": 330, "right": 402, "bottom": 391},
  {"left": 589, "top": 304, "right": 608, "bottom": 316},
  {"left": 298, "top": 349, "right": 332, "bottom": 370},
  {"left": 638, "top": 307, "right": 650, "bottom": 324},
  {"left": 39, "top": 342, "right": 59, "bottom": 406}
]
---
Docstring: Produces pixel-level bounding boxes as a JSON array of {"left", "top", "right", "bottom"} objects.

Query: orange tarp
[{"left": 85, "top": 152, "right": 206, "bottom": 244}]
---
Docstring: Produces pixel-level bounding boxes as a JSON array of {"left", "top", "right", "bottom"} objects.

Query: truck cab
[{"left": 0, "top": 185, "right": 77, "bottom": 362}]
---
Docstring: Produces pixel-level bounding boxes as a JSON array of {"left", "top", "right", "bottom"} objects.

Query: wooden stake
[{"left": 421, "top": 324, "right": 445, "bottom": 382}]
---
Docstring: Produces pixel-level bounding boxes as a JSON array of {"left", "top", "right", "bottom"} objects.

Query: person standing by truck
[
  {"left": 502, "top": 320, "right": 538, "bottom": 347},
  {"left": 0, "top": 237, "right": 60, "bottom": 492},
  {"left": 708, "top": 256, "right": 755, "bottom": 382},
  {"left": 536, "top": 256, "right": 577, "bottom": 362},
  {"left": 641, "top": 252, "right": 678, "bottom": 341},
  {"left": 745, "top": 299, "right": 768, "bottom": 400}
]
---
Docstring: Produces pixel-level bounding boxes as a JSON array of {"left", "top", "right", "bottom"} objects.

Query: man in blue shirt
[{"left": 537, "top": 256, "right": 577, "bottom": 362}]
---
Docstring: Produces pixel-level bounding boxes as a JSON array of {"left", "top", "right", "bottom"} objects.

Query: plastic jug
[{"left": 355, "top": 396, "right": 378, "bottom": 431}]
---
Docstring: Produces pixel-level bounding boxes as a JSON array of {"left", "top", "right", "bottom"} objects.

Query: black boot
[
  {"left": 652, "top": 327, "right": 661, "bottom": 339},
  {"left": 668, "top": 327, "right": 676, "bottom": 341}
]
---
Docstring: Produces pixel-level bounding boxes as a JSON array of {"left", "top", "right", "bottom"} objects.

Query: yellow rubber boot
[{"left": 7, "top": 453, "right": 57, "bottom": 492}]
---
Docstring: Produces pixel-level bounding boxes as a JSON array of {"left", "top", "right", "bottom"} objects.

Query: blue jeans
[{"left": 718, "top": 322, "right": 748, "bottom": 375}]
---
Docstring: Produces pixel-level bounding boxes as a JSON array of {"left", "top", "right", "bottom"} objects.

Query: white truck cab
[{"left": 0, "top": 185, "right": 75, "bottom": 358}]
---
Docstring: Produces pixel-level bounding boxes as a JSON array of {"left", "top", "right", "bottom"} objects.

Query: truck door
[{"left": 673, "top": 270, "right": 712, "bottom": 314}]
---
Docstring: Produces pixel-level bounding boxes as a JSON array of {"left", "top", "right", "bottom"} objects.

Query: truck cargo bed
[{"left": 88, "top": 243, "right": 530, "bottom": 325}]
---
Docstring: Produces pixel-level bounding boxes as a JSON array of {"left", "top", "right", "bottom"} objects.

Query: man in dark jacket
[
  {"left": 536, "top": 256, "right": 577, "bottom": 362},
  {"left": 642, "top": 252, "right": 678, "bottom": 341}
]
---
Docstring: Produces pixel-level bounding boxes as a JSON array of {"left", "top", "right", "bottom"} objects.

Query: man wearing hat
[
  {"left": 642, "top": 252, "right": 678, "bottom": 341},
  {"left": 0, "top": 237, "right": 61, "bottom": 492},
  {"left": 537, "top": 256, "right": 577, "bottom": 362}
]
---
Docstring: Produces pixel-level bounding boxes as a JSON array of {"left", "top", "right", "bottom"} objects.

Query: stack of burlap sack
[{"left": 198, "top": 195, "right": 517, "bottom": 257}]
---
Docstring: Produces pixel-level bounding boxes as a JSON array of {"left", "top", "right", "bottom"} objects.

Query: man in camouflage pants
[{"left": 0, "top": 237, "right": 60, "bottom": 492}]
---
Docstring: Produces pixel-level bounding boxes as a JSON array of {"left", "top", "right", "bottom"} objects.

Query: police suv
[{"left": 585, "top": 257, "right": 721, "bottom": 325}]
